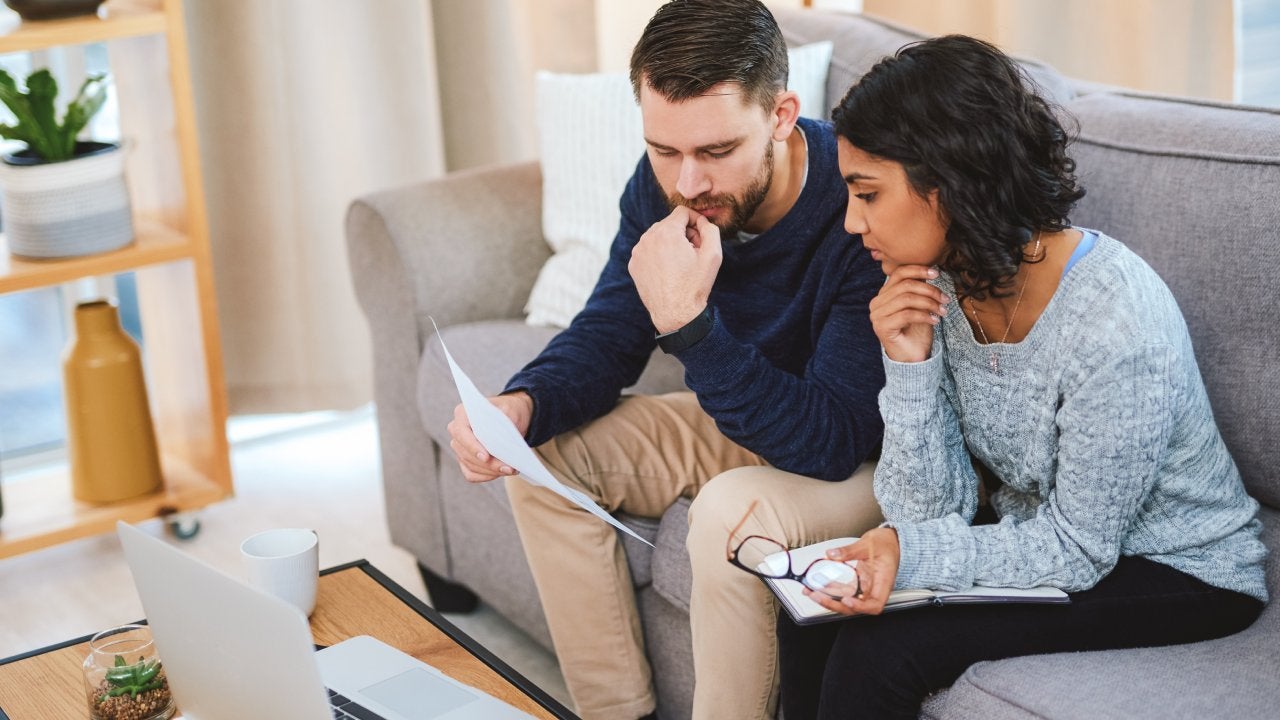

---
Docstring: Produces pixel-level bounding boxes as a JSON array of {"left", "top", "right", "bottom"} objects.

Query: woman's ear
[{"left": 770, "top": 90, "right": 801, "bottom": 142}]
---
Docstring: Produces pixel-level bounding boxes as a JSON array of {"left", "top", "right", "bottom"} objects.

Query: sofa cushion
[
  {"left": 640, "top": 587, "right": 697, "bottom": 720},
  {"left": 772, "top": 8, "right": 1075, "bottom": 115},
  {"left": 1068, "top": 92, "right": 1280, "bottom": 508},
  {"left": 525, "top": 71, "right": 643, "bottom": 329},
  {"left": 651, "top": 497, "right": 695, "bottom": 613},
  {"left": 935, "top": 506, "right": 1280, "bottom": 719}
]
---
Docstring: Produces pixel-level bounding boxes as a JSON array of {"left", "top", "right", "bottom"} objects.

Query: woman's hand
[
  {"left": 802, "top": 527, "right": 901, "bottom": 616},
  {"left": 869, "top": 265, "right": 950, "bottom": 363}
]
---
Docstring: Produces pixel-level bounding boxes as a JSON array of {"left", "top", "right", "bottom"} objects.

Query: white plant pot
[{"left": 0, "top": 141, "right": 134, "bottom": 259}]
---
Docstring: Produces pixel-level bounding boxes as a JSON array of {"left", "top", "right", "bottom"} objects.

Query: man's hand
[
  {"left": 869, "top": 265, "right": 949, "bottom": 363},
  {"left": 801, "top": 527, "right": 901, "bottom": 616},
  {"left": 446, "top": 391, "right": 534, "bottom": 483},
  {"left": 629, "top": 205, "right": 723, "bottom": 333}
]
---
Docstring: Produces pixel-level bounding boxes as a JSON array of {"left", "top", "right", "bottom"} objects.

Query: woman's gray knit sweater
[{"left": 877, "top": 233, "right": 1268, "bottom": 602}]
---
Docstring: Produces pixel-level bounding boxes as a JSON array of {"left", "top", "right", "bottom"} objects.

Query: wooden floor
[{"left": 0, "top": 408, "right": 570, "bottom": 708}]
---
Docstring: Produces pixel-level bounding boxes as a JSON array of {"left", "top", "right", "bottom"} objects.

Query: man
[{"left": 448, "top": 1, "right": 885, "bottom": 718}]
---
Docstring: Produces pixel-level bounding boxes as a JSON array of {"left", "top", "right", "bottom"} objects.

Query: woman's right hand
[{"left": 869, "top": 265, "right": 950, "bottom": 363}]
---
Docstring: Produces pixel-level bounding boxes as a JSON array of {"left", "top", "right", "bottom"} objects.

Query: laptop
[{"left": 116, "top": 521, "right": 538, "bottom": 720}]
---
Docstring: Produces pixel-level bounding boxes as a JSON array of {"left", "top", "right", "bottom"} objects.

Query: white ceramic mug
[{"left": 240, "top": 528, "right": 319, "bottom": 616}]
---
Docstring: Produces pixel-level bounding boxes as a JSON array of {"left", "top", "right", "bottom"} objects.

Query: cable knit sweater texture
[{"left": 878, "top": 232, "right": 1268, "bottom": 602}]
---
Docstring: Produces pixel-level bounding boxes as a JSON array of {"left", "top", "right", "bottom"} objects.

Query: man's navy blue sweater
[{"left": 505, "top": 117, "right": 885, "bottom": 481}]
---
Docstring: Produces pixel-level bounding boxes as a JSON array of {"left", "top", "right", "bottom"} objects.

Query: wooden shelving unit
[
  {"left": 0, "top": 0, "right": 165, "bottom": 53},
  {"left": 0, "top": 0, "right": 232, "bottom": 559}
]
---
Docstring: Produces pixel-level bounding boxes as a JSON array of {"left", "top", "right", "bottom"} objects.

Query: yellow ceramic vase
[{"left": 63, "top": 300, "right": 163, "bottom": 504}]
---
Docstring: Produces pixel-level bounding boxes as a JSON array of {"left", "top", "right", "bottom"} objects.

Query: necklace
[{"left": 967, "top": 232, "right": 1042, "bottom": 374}]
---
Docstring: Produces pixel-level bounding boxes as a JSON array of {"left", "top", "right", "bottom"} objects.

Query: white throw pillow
[{"left": 524, "top": 42, "right": 834, "bottom": 329}]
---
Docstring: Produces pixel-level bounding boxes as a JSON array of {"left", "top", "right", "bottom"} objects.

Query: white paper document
[{"left": 433, "top": 321, "right": 653, "bottom": 547}]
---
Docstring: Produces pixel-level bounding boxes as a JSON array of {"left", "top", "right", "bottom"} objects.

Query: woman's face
[{"left": 837, "top": 137, "right": 948, "bottom": 275}]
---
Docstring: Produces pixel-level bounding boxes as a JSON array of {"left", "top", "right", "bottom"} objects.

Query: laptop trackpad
[{"left": 360, "top": 668, "right": 479, "bottom": 719}]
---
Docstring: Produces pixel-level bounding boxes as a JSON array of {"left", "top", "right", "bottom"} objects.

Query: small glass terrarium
[{"left": 82, "top": 624, "right": 175, "bottom": 720}]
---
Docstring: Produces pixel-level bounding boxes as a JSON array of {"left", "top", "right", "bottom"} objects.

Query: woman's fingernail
[
  {"left": 927, "top": 268, "right": 939, "bottom": 278},
  {"left": 827, "top": 550, "right": 840, "bottom": 559},
  {"left": 476, "top": 451, "right": 486, "bottom": 460},
  {"left": 500, "top": 465, "right": 513, "bottom": 474},
  {"left": 940, "top": 294, "right": 951, "bottom": 304}
]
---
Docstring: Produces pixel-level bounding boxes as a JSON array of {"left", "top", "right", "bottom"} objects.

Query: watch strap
[{"left": 655, "top": 305, "right": 713, "bottom": 354}]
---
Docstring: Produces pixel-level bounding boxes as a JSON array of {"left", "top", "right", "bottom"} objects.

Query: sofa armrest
[
  {"left": 345, "top": 160, "right": 547, "bottom": 576},
  {"left": 347, "top": 160, "right": 548, "bottom": 332}
]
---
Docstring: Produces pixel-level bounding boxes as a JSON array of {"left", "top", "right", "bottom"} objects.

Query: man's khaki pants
[{"left": 505, "top": 392, "right": 882, "bottom": 720}]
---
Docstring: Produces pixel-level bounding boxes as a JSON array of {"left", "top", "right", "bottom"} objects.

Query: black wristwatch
[{"left": 655, "top": 306, "right": 714, "bottom": 354}]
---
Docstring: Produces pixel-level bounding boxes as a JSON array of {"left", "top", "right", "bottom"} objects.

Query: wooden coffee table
[{"left": 0, "top": 560, "right": 577, "bottom": 719}]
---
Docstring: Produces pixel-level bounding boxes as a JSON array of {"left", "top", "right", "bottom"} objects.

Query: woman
[{"left": 775, "top": 35, "right": 1268, "bottom": 719}]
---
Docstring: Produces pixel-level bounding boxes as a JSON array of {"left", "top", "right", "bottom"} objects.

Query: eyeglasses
[{"left": 725, "top": 500, "right": 861, "bottom": 600}]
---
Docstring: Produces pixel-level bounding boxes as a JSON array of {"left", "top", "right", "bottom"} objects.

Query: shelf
[
  {"left": 0, "top": 457, "right": 229, "bottom": 558},
  {"left": 0, "top": 0, "right": 232, "bottom": 560},
  {"left": 0, "top": 217, "right": 195, "bottom": 294},
  {"left": 0, "top": 1, "right": 165, "bottom": 54}
]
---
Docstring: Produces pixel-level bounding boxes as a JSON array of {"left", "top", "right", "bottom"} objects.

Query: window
[{"left": 1237, "top": 0, "right": 1280, "bottom": 106}]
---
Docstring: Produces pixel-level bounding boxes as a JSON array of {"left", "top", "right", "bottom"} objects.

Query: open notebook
[{"left": 764, "top": 537, "right": 1070, "bottom": 625}]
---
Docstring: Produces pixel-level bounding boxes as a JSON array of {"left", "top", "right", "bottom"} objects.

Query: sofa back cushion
[
  {"left": 1067, "top": 92, "right": 1280, "bottom": 508},
  {"left": 773, "top": 8, "right": 1075, "bottom": 115}
]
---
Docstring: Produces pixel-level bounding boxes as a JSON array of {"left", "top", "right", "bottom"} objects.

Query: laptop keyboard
[{"left": 329, "top": 688, "right": 388, "bottom": 720}]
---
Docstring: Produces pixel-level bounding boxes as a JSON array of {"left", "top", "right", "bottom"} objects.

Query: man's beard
[{"left": 666, "top": 140, "right": 774, "bottom": 237}]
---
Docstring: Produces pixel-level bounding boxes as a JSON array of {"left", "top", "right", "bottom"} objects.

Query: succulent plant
[
  {"left": 99, "top": 654, "right": 164, "bottom": 702},
  {"left": 0, "top": 68, "right": 109, "bottom": 162}
]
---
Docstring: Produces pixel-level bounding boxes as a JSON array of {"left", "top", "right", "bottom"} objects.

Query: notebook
[
  {"left": 764, "top": 536, "right": 1070, "bottom": 625},
  {"left": 116, "top": 521, "right": 537, "bottom": 719}
]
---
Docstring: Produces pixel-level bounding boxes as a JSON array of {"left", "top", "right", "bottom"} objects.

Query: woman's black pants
[{"left": 776, "top": 555, "right": 1263, "bottom": 720}]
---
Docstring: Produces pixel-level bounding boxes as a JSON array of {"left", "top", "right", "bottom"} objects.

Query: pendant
[{"left": 989, "top": 351, "right": 999, "bottom": 374}]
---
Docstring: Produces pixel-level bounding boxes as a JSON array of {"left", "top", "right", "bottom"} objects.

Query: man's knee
[
  {"left": 690, "top": 466, "right": 763, "bottom": 524},
  {"left": 687, "top": 466, "right": 784, "bottom": 553}
]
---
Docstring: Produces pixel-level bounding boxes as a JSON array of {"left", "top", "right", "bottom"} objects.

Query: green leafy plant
[
  {"left": 0, "top": 69, "right": 109, "bottom": 163},
  {"left": 99, "top": 653, "right": 164, "bottom": 701}
]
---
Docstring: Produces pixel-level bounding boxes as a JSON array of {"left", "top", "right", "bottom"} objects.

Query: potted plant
[
  {"left": 0, "top": 68, "right": 133, "bottom": 259},
  {"left": 82, "top": 625, "right": 175, "bottom": 720}
]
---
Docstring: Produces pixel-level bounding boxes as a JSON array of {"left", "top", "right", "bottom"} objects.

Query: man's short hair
[{"left": 630, "top": 0, "right": 789, "bottom": 113}]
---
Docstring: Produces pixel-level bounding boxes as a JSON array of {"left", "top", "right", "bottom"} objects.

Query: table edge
[
  {"left": 353, "top": 562, "right": 578, "bottom": 720},
  {"left": 0, "top": 559, "right": 578, "bottom": 720}
]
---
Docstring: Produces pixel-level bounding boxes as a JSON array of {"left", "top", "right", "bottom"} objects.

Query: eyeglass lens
[{"left": 735, "top": 536, "right": 857, "bottom": 594}]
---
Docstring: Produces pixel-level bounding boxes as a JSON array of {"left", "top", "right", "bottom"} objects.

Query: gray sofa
[{"left": 347, "top": 9, "right": 1280, "bottom": 719}]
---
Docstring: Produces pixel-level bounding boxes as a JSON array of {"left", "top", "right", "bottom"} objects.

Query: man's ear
[{"left": 770, "top": 89, "right": 801, "bottom": 142}]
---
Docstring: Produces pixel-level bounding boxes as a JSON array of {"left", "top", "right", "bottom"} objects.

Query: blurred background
[{"left": 1, "top": 0, "right": 1275, "bottom": 466}]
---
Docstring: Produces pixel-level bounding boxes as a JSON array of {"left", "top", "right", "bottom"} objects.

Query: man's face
[{"left": 639, "top": 82, "right": 776, "bottom": 236}]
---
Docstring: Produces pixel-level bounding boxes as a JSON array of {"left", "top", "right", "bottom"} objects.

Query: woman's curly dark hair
[{"left": 832, "top": 35, "right": 1085, "bottom": 300}]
